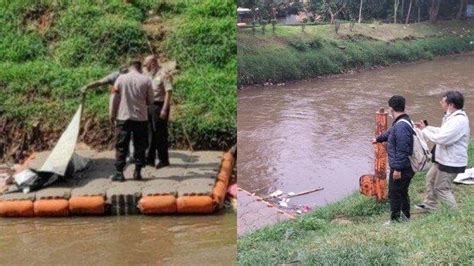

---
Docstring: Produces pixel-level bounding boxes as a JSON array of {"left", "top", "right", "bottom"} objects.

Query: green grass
[
  {"left": 0, "top": 0, "right": 235, "bottom": 154},
  {"left": 238, "top": 141, "right": 474, "bottom": 265},
  {"left": 238, "top": 20, "right": 474, "bottom": 86}
]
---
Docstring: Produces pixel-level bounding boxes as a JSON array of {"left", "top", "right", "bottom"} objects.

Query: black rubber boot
[
  {"left": 155, "top": 162, "right": 170, "bottom": 169},
  {"left": 133, "top": 168, "right": 143, "bottom": 180},
  {"left": 111, "top": 171, "right": 125, "bottom": 182}
]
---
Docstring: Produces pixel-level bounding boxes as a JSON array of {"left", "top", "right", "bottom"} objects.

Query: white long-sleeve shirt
[{"left": 422, "top": 109, "right": 470, "bottom": 167}]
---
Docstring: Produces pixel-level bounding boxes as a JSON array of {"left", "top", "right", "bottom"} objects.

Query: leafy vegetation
[
  {"left": 238, "top": 20, "right": 474, "bottom": 86},
  {"left": 0, "top": 0, "right": 235, "bottom": 159},
  {"left": 238, "top": 0, "right": 470, "bottom": 25},
  {"left": 238, "top": 141, "right": 474, "bottom": 265}
]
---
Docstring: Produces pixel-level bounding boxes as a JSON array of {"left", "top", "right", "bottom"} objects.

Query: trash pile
[
  {"left": 263, "top": 187, "right": 323, "bottom": 215},
  {"left": 7, "top": 153, "right": 89, "bottom": 194},
  {"left": 1, "top": 104, "right": 88, "bottom": 195}
]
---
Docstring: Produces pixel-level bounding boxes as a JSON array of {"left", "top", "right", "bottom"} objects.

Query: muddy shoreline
[{"left": 239, "top": 51, "right": 474, "bottom": 90}]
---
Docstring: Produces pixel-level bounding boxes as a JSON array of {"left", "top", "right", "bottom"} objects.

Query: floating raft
[{"left": 0, "top": 149, "right": 234, "bottom": 217}]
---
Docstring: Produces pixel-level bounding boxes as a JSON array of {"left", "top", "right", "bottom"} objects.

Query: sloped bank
[
  {"left": 238, "top": 20, "right": 474, "bottom": 86},
  {"left": 237, "top": 141, "right": 474, "bottom": 265},
  {"left": 0, "top": 1, "right": 236, "bottom": 162}
]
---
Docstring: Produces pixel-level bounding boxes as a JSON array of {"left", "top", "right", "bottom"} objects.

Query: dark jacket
[{"left": 376, "top": 114, "right": 414, "bottom": 171}]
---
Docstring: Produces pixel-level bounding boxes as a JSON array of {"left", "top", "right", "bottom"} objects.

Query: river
[
  {"left": 0, "top": 213, "right": 236, "bottom": 265},
  {"left": 238, "top": 54, "right": 474, "bottom": 208}
]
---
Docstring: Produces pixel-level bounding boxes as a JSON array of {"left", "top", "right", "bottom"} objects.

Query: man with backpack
[
  {"left": 415, "top": 91, "right": 470, "bottom": 211},
  {"left": 372, "top": 95, "right": 415, "bottom": 223}
]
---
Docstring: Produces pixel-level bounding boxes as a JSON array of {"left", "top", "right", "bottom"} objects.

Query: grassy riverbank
[
  {"left": 238, "top": 20, "right": 474, "bottom": 86},
  {"left": 0, "top": 0, "right": 235, "bottom": 161},
  {"left": 238, "top": 141, "right": 474, "bottom": 265}
]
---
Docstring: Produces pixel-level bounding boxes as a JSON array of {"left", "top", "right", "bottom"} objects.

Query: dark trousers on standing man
[
  {"left": 115, "top": 120, "right": 148, "bottom": 172},
  {"left": 388, "top": 167, "right": 414, "bottom": 220},
  {"left": 147, "top": 101, "right": 169, "bottom": 165}
]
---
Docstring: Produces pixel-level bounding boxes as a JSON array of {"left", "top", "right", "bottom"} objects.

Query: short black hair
[
  {"left": 129, "top": 59, "right": 142, "bottom": 70},
  {"left": 388, "top": 95, "right": 405, "bottom": 112},
  {"left": 443, "top": 91, "right": 464, "bottom": 109}
]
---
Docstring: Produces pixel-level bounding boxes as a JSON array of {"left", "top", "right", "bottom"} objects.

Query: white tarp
[
  {"left": 454, "top": 168, "right": 474, "bottom": 185},
  {"left": 39, "top": 105, "right": 82, "bottom": 176}
]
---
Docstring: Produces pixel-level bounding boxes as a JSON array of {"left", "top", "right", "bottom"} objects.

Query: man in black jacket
[{"left": 372, "top": 95, "right": 415, "bottom": 223}]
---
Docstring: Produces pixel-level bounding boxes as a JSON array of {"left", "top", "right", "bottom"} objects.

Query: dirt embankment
[{"left": 0, "top": 116, "right": 115, "bottom": 163}]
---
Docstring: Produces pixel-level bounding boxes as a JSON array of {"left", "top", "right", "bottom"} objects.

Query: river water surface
[
  {"left": 0, "top": 214, "right": 236, "bottom": 265},
  {"left": 238, "top": 54, "right": 474, "bottom": 208}
]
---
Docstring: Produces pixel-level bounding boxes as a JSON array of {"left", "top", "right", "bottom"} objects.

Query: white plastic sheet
[{"left": 39, "top": 105, "right": 82, "bottom": 176}]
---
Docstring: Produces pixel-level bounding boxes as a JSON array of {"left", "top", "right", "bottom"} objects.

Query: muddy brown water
[
  {"left": 0, "top": 214, "right": 236, "bottom": 265},
  {"left": 238, "top": 54, "right": 474, "bottom": 208}
]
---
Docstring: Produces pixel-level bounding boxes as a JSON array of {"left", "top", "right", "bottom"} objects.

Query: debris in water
[
  {"left": 285, "top": 187, "right": 324, "bottom": 198},
  {"left": 279, "top": 198, "right": 290, "bottom": 208},
  {"left": 13, "top": 169, "right": 37, "bottom": 187},
  {"left": 288, "top": 192, "right": 296, "bottom": 196},
  {"left": 227, "top": 183, "right": 237, "bottom": 198},
  {"left": 268, "top": 190, "right": 283, "bottom": 198}
]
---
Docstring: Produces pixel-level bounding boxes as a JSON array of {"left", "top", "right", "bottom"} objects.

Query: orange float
[
  {"left": 69, "top": 196, "right": 105, "bottom": 215},
  {"left": 138, "top": 195, "right": 177, "bottom": 214},
  {"left": 222, "top": 152, "right": 234, "bottom": 162},
  {"left": 34, "top": 199, "right": 69, "bottom": 217},
  {"left": 359, "top": 108, "right": 388, "bottom": 201},
  {"left": 177, "top": 196, "right": 215, "bottom": 214},
  {"left": 212, "top": 180, "right": 228, "bottom": 206},
  {"left": 0, "top": 200, "right": 35, "bottom": 217}
]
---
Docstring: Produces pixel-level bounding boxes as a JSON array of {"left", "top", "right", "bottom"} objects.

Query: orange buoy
[
  {"left": 374, "top": 108, "right": 388, "bottom": 201},
  {"left": 177, "top": 196, "right": 215, "bottom": 214},
  {"left": 212, "top": 180, "right": 228, "bottom": 205},
  {"left": 220, "top": 160, "right": 233, "bottom": 179},
  {"left": 222, "top": 152, "right": 234, "bottom": 162},
  {"left": 34, "top": 199, "right": 69, "bottom": 217},
  {"left": 217, "top": 172, "right": 230, "bottom": 188},
  {"left": 359, "top": 175, "right": 375, "bottom": 197},
  {"left": 374, "top": 178, "right": 387, "bottom": 201},
  {"left": 138, "top": 195, "right": 177, "bottom": 214},
  {"left": 0, "top": 200, "right": 35, "bottom": 217},
  {"left": 69, "top": 196, "right": 105, "bottom": 215}
]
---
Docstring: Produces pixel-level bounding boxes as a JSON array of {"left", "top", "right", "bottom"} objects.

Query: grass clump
[{"left": 163, "top": 0, "right": 236, "bottom": 149}]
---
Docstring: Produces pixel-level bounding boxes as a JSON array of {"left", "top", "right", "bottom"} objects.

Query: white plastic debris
[
  {"left": 269, "top": 190, "right": 283, "bottom": 198},
  {"left": 279, "top": 200, "right": 288, "bottom": 208},
  {"left": 288, "top": 192, "right": 296, "bottom": 196},
  {"left": 278, "top": 198, "right": 290, "bottom": 207},
  {"left": 13, "top": 169, "right": 37, "bottom": 186}
]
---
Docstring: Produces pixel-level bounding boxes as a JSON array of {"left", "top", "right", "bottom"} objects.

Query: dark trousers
[
  {"left": 388, "top": 167, "right": 414, "bottom": 220},
  {"left": 115, "top": 120, "right": 148, "bottom": 172},
  {"left": 146, "top": 102, "right": 169, "bottom": 165}
]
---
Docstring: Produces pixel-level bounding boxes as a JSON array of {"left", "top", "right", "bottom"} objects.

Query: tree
[
  {"left": 323, "top": 0, "right": 347, "bottom": 24},
  {"left": 417, "top": 0, "right": 422, "bottom": 22},
  {"left": 286, "top": 0, "right": 304, "bottom": 15},
  {"left": 405, "top": 0, "right": 413, "bottom": 24},
  {"left": 401, "top": 0, "right": 405, "bottom": 21},
  {"left": 358, "top": 0, "right": 363, "bottom": 23},
  {"left": 456, "top": 0, "right": 468, "bottom": 20},
  {"left": 429, "top": 0, "right": 440, "bottom": 23},
  {"left": 394, "top": 0, "right": 400, "bottom": 23}
]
